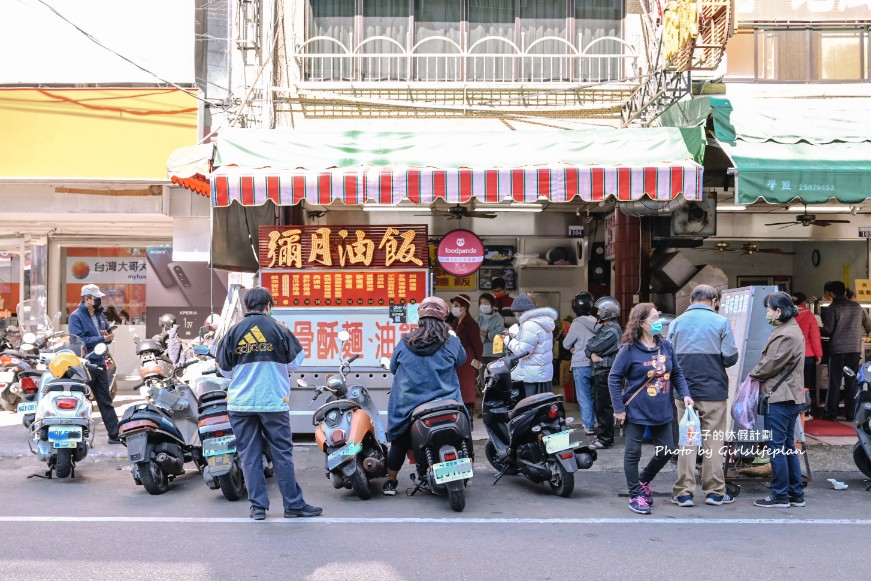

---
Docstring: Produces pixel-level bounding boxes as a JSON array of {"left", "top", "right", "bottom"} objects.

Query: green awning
[{"left": 707, "top": 96, "right": 871, "bottom": 204}]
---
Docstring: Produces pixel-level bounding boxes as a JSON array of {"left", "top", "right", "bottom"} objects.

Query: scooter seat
[
  {"left": 508, "top": 393, "right": 561, "bottom": 419},
  {"left": 411, "top": 398, "right": 465, "bottom": 419},
  {"left": 199, "top": 390, "right": 228, "bottom": 405},
  {"left": 313, "top": 399, "right": 359, "bottom": 425},
  {"left": 45, "top": 379, "right": 89, "bottom": 394}
]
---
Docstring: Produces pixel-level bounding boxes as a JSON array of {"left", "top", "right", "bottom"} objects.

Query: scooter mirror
[
  {"left": 297, "top": 378, "right": 309, "bottom": 388},
  {"left": 93, "top": 343, "right": 108, "bottom": 356},
  {"left": 379, "top": 357, "right": 390, "bottom": 370},
  {"left": 193, "top": 344, "right": 210, "bottom": 356},
  {"left": 20, "top": 343, "right": 34, "bottom": 352},
  {"left": 337, "top": 330, "right": 351, "bottom": 343},
  {"left": 22, "top": 332, "right": 37, "bottom": 345}
]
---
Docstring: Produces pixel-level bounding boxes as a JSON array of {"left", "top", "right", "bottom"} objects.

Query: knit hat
[
  {"left": 418, "top": 296, "right": 449, "bottom": 321},
  {"left": 450, "top": 293, "right": 471, "bottom": 309},
  {"left": 511, "top": 293, "right": 535, "bottom": 313}
]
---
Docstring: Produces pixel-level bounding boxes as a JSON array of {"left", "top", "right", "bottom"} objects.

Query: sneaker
[
  {"left": 107, "top": 438, "right": 122, "bottom": 445},
  {"left": 671, "top": 495, "right": 694, "bottom": 507},
  {"left": 284, "top": 504, "right": 323, "bottom": 518},
  {"left": 382, "top": 479, "right": 398, "bottom": 496},
  {"left": 629, "top": 496, "right": 652, "bottom": 515},
  {"left": 789, "top": 495, "right": 806, "bottom": 507},
  {"left": 589, "top": 440, "right": 610, "bottom": 450},
  {"left": 754, "top": 496, "right": 789, "bottom": 508},
  {"left": 706, "top": 493, "right": 735, "bottom": 506},
  {"left": 249, "top": 506, "right": 266, "bottom": 520},
  {"left": 584, "top": 429, "right": 597, "bottom": 436},
  {"left": 639, "top": 481, "right": 654, "bottom": 506}
]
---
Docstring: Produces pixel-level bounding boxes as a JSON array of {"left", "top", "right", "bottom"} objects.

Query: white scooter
[{"left": 20, "top": 332, "right": 106, "bottom": 479}]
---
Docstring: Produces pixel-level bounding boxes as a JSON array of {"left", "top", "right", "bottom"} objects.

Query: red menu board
[{"left": 262, "top": 269, "right": 428, "bottom": 308}]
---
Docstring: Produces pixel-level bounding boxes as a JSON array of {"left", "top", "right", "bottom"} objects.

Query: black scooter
[
  {"left": 844, "top": 365, "right": 871, "bottom": 485},
  {"left": 482, "top": 354, "right": 596, "bottom": 497}
]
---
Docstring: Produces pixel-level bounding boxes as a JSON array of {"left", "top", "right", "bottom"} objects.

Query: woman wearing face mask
[
  {"left": 609, "top": 303, "right": 693, "bottom": 515},
  {"left": 749, "top": 291, "right": 806, "bottom": 508},
  {"left": 475, "top": 293, "right": 505, "bottom": 363},
  {"left": 450, "top": 294, "right": 484, "bottom": 423}
]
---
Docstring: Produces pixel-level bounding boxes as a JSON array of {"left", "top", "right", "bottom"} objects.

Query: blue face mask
[{"left": 648, "top": 320, "right": 663, "bottom": 336}]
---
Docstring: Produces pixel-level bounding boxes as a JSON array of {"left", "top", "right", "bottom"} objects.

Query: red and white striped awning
[{"left": 211, "top": 162, "right": 703, "bottom": 207}]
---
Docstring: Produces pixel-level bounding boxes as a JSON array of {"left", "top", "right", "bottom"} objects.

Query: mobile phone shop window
[{"left": 61, "top": 247, "right": 148, "bottom": 324}]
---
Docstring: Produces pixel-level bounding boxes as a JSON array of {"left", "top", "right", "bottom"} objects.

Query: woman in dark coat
[{"left": 450, "top": 293, "right": 483, "bottom": 421}]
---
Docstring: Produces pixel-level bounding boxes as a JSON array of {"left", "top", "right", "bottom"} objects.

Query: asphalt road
[{"left": 2, "top": 446, "right": 870, "bottom": 581}]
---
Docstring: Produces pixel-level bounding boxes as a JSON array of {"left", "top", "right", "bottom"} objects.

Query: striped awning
[{"left": 211, "top": 162, "right": 703, "bottom": 207}]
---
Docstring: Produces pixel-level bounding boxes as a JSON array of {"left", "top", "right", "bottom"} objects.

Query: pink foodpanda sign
[{"left": 436, "top": 229, "right": 485, "bottom": 277}]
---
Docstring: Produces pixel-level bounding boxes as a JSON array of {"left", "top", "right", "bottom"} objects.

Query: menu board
[{"left": 262, "top": 269, "right": 427, "bottom": 308}]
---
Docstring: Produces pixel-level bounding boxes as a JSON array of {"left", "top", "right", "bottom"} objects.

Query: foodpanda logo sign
[{"left": 436, "top": 229, "right": 484, "bottom": 276}]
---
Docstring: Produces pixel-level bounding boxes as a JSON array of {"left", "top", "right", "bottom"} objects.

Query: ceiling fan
[
  {"left": 707, "top": 242, "right": 795, "bottom": 255},
  {"left": 764, "top": 205, "right": 851, "bottom": 228},
  {"left": 419, "top": 204, "right": 497, "bottom": 220}
]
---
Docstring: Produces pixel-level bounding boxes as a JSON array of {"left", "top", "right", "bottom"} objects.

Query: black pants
[
  {"left": 827, "top": 352, "right": 860, "bottom": 420},
  {"left": 624, "top": 421, "right": 676, "bottom": 497},
  {"left": 386, "top": 429, "right": 412, "bottom": 473},
  {"left": 89, "top": 366, "right": 119, "bottom": 440},
  {"left": 592, "top": 372, "right": 614, "bottom": 446},
  {"left": 803, "top": 356, "right": 817, "bottom": 391}
]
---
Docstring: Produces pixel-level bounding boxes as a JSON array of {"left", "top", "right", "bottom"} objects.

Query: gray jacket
[
  {"left": 562, "top": 315, "right": 597, "bottom": 368},
  {"left": 821, "top": 296, "right": 870, "bottom": 354},
  {"left": 475, "top": 312, "right": 505, "bottom": 358}
]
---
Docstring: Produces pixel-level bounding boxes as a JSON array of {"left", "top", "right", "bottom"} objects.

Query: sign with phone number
[{"left": 261, "top": 269, "right": 428, "bottom": 308}]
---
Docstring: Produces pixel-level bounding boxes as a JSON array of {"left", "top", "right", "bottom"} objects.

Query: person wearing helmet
[
  {"left": 562, "top": 292, "right": 597, "bottom": 435},
  {"left": 584, "top": 296, "right": 623, "bottom": 450},
  {"left": 382, "top": 296, "right": 466, "bottom": 496},
  {"left": 68, "top": 284, "right": 119, "bottom": 444}
]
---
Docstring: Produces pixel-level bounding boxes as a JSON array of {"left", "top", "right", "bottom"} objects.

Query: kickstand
[
  {"left": 864, "top": 480, "right": 871, "bottom": 492},
  {"left": 28, "top": 469, "right": 53, "bottom": 480},
  {"left": 493, "top": 465, "right": 510, "bottom": 486},
  {"left": 405, "top": 472, "right": 426, "bottom": 496}
]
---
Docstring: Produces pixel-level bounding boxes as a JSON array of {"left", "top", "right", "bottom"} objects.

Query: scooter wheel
[
  {"left": 485, "top": 442, "right": 517, "bottom": 476},
  {"left": 139, "top": 461, "right": 169, "bottom": 495},
  {"left": 218, "top": 459, "right": 247, "bottom": 501},
  {"left": 448, "top": 489, "right": 465, "bottom": 512},
  {"left": 350, "top": 457, "right": 372, "bottom": 500},
  {"left": 548, "top": 460, "right": 575, "bottom": 498},
  {"left": 55, "top": 449, "right": 73, "bottom": 479},
  {"left": 854, "top": 442, "right": 871, "bottom": 478}
]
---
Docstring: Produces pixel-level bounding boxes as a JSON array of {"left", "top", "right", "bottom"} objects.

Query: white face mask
[
  {"left": 479, "top": 304, "right": 492, "bottom": 315},
  {"left": 451, "top": 307, "right": 463, "bottom": 318}
]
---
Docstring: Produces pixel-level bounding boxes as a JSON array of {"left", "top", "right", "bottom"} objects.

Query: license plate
[
  {"left": 326, "top": 442, "right": 362, "bottom": 470},
  {"left": 203, "top": 435, "right": 236, "bottom": 458},
  {"left": 126, "top": 432, "right": 147, "bottom": 462},
  {"left": 17, "top": 401, "right": 38, "bottom": 414},
  {"left": 432, "top": 457, "right": 474, "bottom": 484},
  {"left": 207, "top": 453, "right": 233, "bottom": 470},
  {"left": 48, "top": 426, "right": 82, "bottom": 442},
  {"left": 0, "top": 371, "right": 14, "bottom": 383},
  {"left": 543, "top": 429, "right": 574, "bottom": 454}
]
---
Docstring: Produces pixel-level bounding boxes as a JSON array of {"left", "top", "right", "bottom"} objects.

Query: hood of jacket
[
  {"left": 404, "top": 329, "right": 454, "bottom": 356},
  {"left": 518, "top": 307, "right": 558, "bottom": 331}
]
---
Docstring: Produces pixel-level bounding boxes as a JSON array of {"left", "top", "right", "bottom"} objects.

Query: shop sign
[
  {"left": 736, "top": 0, "right": 871, "bottom": 23},
  {"left": 262, "top": 269, "right": 427, "bottom": 308},
  {"left": 855, "top": 279, "right": 871, "bottom": 302},
  {"left": 436, "top": 229, "right": 484, "bottom": 277},
  {"left": 271, "top": 309, "right": 418, "bottom": 368},
  {"left": 433, "top": 268, "right": 476, "bottom": 291},
  {"left": 259, "top": 225, "right": 428, "bottom": 270},
  {"left": 604, "top": 212, "right": 617, "bottom": 261},
  {"left": 859, "top": 227, "right": 871, "bottom": 238}
]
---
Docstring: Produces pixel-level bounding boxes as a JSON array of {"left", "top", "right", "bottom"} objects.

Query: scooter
[
  {"left": 482, "top": 353, "right": 596, "bottom": 497},
  {"left": 303, "top": 330, "right": 388, "bottom": 500},
  {"left": 843, "top": 365, "right": 871, "bottom": 483},
  {"left": 1, "top": 349, "right": 40, "bottom": 414},
  {"left": 380, "top": 356, "right": 474, "bottom": 512},
  {"left": 21, "top": 334, "right": 104, "bottom": 479},
  {"left": 117, "top": 339, "right": 205, "bottom": 495}
]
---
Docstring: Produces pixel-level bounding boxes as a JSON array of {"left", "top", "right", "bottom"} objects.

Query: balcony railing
[{"left": 292, "top": 35, "right": 640, "bottom": 84}]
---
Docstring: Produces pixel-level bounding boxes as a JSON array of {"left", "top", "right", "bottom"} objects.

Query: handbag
[{"left": 757, "top": 357, "right": 800, "bottom": 416}]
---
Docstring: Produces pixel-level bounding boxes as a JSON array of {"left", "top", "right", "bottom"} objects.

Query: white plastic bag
[{"left": 678, "top": 406, "right": 702, "bottom": 447}]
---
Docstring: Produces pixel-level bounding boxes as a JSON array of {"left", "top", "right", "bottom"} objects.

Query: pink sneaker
[
  {"left": 639, "top": 481, "right": 654, "bottom": 506},
  {"left": 629, "top": 496, "right": 651, "bottom": 515}
]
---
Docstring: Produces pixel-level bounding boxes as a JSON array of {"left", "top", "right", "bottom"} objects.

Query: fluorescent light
[
  {"left": 787, "top": 205, "right": 852, "bottom": 213},
  {"left": 362, "top": 205, "right": 427, "bottom": 213},
  {"left": 477, "top": 203, "right": 543, "bottom": 213},
  {"left": 717, "top": 204, "right": 746, "bottom": 212}
]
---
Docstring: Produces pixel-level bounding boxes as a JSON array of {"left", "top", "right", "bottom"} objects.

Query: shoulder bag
[{"left": 757, "top": 357, "right": 800, "bottom": 416}]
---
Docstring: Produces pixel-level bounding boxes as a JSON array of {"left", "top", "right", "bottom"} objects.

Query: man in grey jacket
[
  {"left": 667, "top": 285, "right": 738, "bottom": 507},
  {"left": 562, "top": 292, "right": 597, "bottom": 435},
  {"left": 821, "top": 280, "right": 870, "bottom": 421}
]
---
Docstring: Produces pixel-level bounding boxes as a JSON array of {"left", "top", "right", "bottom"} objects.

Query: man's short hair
[
  {"left": 824, "top": 280, "right": 846, "bottom": 296},
  {"left": 490, "top": 277, "right": 506, "bottom": 290},
  {"left": 690, "top": 284, "right": 718, "bottom": 304},
  {"left": 244, "top": 287, "right": 274, "bottom": 312}
]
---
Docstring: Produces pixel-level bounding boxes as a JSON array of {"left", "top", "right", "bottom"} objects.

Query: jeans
[
  {"left": 229, "top": 411, "right": 306, "bottom": 511},
  {"left": 624, "top": 421, "right": 676, "bottom": 498},
  {"left": 764, "top": 401, "right": 804, "bottom": 501},
  {"left": 827, "top": 352, "right": 859, "bottom": 420},
  {"left": 571, "top": 366, "right": 594, "bottom": 431},
  {"left": 592, "top": 372, "right": 614, "bottom": 445},
  {"left": 89, "top": 366, "right": 119, "bottom": 440}
]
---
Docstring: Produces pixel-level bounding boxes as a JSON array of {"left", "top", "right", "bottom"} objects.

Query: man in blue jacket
[
  {"left": 68, "top": 284, "right": 119, "bottom": 444},
  {"left": 216, "top": 287, "right": 321, "bottom": 520},
  {"left": 667, "top": 284, "right": 738, "bottom": 507}
]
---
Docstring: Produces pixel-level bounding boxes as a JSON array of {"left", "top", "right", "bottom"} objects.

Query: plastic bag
[
  {"left": 731, "top": 375, "right": 760, "bottom": 431},
  {"left": 678, "top": 406, "right": 702, "bottom": 446}
]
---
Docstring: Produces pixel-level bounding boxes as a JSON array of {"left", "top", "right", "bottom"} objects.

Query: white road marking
[{"left": 1, "top": 516, "right": 870, "bottom": 525}]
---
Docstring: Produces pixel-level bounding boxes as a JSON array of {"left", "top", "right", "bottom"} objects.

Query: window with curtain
[
  {"left": 576, "top": 0, "right": 622, "bottom": 81},
  {"left": 520, "top": 0, "right": 568, "bottom": 81},
  {"left": 758, "top": 29, "right": 809, "bottom": 80},
  {"left": 813, "top": 30, "right": 863, "bottom": 81},
  {"left": 307, "top": 0, "right": 355, "bottom": 80},
  {"left": 468, "top": 0, "right": 517, "bottom": 81},
  {"left": 413, "top": 0, "right": 463, "bottom": 81},
  {"left": 361, "top": 0, "right": 409, "bottom": 80}
]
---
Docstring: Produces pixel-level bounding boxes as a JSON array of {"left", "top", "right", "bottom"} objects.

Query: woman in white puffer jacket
[{"left": 506, "top": 293, "right": 558, "bottom": 398}]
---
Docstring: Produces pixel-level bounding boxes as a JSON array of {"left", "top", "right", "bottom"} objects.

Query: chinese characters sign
[
  {"left": 433, "top": 268, "right": 476, "bottom": 291},
  {"left": 262, "top": 270, "right": 428, "bottom": 308},
  {"left": 436, "top": 229, "right": 484, "bottom": 276},
  {"left": 259, "top": 225, "right": 428, "bottom": 270}
]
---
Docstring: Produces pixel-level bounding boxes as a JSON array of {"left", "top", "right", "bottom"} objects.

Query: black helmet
[
  {"left": 572, "top": 292, "right": 594, "bottom": 317},
  {"left": 594, "top": 296, "right": 620, "bottom": 321},
  {"left": 158, "top": 314, "right": 176, "bottom": 330}
]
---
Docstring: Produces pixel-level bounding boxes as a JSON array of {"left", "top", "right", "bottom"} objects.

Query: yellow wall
[{"left": 0, "top": 88, "right": 198, "bottom": 180}]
